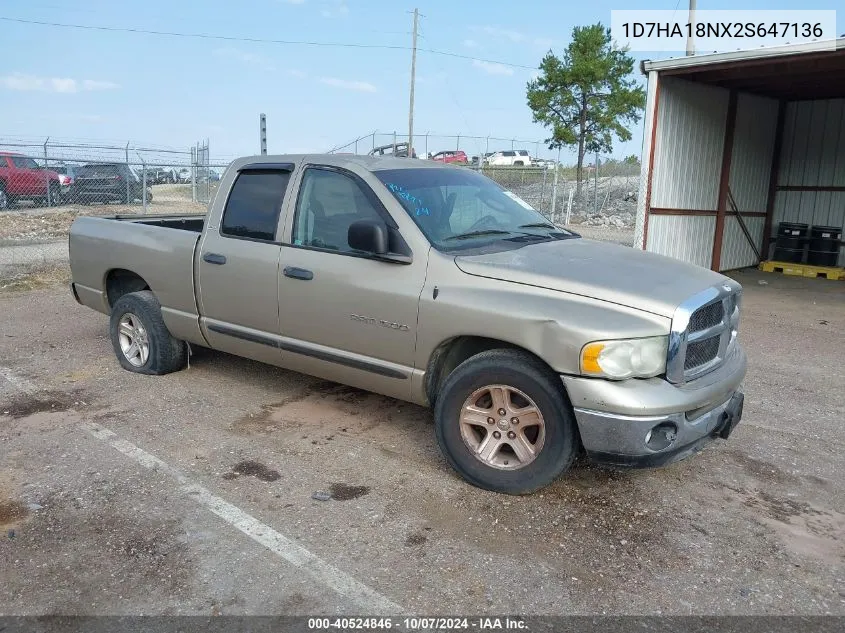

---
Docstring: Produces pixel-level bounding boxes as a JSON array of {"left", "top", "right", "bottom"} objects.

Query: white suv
[{"left": 486, "top": 149, "right": 531, "bottom": 166}]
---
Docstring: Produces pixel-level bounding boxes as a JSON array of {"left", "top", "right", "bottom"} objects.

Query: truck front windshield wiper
[
  {"left": 518, "top": 222, "right": 556, "bottom": 229},
  {"left": 443, "top": 229, "right": 512, "bottom": 242}
]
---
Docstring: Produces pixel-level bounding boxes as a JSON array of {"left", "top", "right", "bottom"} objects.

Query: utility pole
[
  {"left": 686, "top": 0, "right": 697, "bottom": 56},
  {"left": 408, "top": 8, "right": 419, "bottom": 158},
  {"left": 260, "top": 113, "right": 268, "bottom": 155}
]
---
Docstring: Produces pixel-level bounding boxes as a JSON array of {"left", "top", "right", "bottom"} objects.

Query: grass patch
[{"left": 0, "top": 262, "right": 71, "bottom": 293}]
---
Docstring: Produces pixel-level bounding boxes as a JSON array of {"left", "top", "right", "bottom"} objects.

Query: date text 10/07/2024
[{"left": 307, "top": 617, "right": 529, "bottom": 631}]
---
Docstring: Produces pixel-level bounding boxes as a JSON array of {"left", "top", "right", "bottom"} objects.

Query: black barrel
[
  {"left": 807, "top": 225, "right": 842, "bottom": 267},
  {"left": 773, "top": 222, "right": 808, "bottom": 263}
]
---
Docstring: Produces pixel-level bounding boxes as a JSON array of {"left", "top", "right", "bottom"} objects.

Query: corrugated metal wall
[
  {"left": 720, "top": 216, "right": 766, "bottom": 270},
  {"left": 646, "top": 215, "right": 716, "bottom": 269},
  {"left": 772, "top": 98, "right": 845, "bottom": 266},
  {"left": 729, "top": 93, "right": 779, "bottom": 212},
  {"left": 779, "top": 99, "right": 845, "bottom": 186},
  {"left": 719, "top": 93, "right": 780, "bottom": 270},
  {"left": 650, "top": 77, "right": 728, "bottom": 211},
  {"left": 645, "top": 78, "right": 727, "bottom": 265},
  {"left": 644, "top": 77, "right": 844, "bottom": 270},
  {"left": 634, "top": 71, "right": 659, "bottom": 250}
]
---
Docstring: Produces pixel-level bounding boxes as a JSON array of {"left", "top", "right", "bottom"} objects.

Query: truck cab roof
[{"left": 234, "top": 154, "right": 451, "bottom": 173}]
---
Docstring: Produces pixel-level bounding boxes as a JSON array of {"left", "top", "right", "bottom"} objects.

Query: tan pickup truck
[{"left": 69, "top": 154, "right": 746, "bottom": 494}]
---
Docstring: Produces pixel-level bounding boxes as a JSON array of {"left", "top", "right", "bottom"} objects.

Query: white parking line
[
  {"left": 0, "top": 366, "right": 38, "bottom": 394},
  {"left": 81, "top": 420, "right": 404, "bottom": 615}
]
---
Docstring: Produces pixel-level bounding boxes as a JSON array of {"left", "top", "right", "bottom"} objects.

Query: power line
[{"left": 0, "top": 16, "right": 536, "bottom": 70}]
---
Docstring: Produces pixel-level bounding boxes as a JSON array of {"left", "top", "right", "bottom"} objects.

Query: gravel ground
[
  {"left": 1, "top": 269, "right": 844, "bottom": 616},
  {"left": 565, "top": 224, "right": 635, "bottom": 246},
  {"left": 0, "top": 184, "right": 207, "bottom": 244}
]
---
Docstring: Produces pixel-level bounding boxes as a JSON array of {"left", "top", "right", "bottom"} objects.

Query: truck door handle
[
  {"left": 283, "top": 266, "right": 313, "bottom": 281},
  {"left": 203, "top": 252, "right": 227, "bottom": 265}
]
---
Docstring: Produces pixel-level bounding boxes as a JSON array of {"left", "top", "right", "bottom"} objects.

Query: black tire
[
  {"left": 434, "top": 349, "right": 578, "bottom": 494},
  {"left": 109, "top": 290, "right": 187, "bottom": 375},
  {"left": 48, "top": 183, "right": 61, "bottom": 207}
]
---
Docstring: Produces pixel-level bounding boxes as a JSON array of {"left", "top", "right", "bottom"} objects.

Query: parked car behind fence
[
  {"left": 430, "top": 150, "right": 468, "bottom": 164},
  {"left": 0, "top": 152, "right": 62, "bottom": 209},
  {"left": 70, "top": 163, "right": 152, "bottom": 205},
  {"left": 486, "top": 150, "right": 532, "bottom": 166}
]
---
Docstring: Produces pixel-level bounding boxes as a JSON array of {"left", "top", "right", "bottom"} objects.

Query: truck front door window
[
  {"left": 293, "top": 168, "right": 383, "bottom": 252},
  {"left": 221, "top": 171, "right": 291, "bottom": 241}
]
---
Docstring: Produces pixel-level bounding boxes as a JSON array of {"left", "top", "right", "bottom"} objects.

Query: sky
[{"left": 0, "top": 0, "right": 842, "bottom": 164}]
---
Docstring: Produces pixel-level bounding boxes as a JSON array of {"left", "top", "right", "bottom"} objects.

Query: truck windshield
[{"left": 375, "top": 168, "right": 572, "bottom": 250}]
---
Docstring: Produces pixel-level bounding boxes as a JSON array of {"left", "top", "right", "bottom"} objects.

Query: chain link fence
[
  {"left": 328, "top": 133, "right": 641, "bottom": 244},
  {"left": 0, "top": 138, "right": 230, "bottom": 286},
  {"left": 1, "top": 134, "right": 643, "bottom": 288}
]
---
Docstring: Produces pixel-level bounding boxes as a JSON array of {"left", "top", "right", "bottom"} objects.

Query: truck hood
[{"left": 453, "top": 238, "right": 730, "bottom": 318}]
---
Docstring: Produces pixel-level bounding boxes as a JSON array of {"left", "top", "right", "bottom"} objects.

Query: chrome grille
[
  {"left": 666, "top": 283, "right": 742, "bottom": 384},
  {"left": 688, "top": 301, "right": 724, "bottom": 333},
  {"left": 684, "top": 337, "right": 720, "bottom": 370}
]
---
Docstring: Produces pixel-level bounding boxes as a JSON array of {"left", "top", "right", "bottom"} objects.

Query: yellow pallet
[{"left": 759, "top": 260, "right": 845, "bottom": 280}]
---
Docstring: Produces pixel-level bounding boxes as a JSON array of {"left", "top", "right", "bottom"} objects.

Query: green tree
[{"left": 526, "top": 24, "right": 645, "bottom": 194}]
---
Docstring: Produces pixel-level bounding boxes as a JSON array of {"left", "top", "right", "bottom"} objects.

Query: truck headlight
[{"left": 580, "top": 336, "right": 668, "bottom": 379}]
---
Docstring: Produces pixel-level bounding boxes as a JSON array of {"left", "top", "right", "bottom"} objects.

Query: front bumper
[{"left": 563, "top": 345, "right": 747, "bottom": 467}]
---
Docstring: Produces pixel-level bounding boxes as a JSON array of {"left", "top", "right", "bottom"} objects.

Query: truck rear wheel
[
  {"left": 434, "top": 349, "right": 578, "bottom": 494},
  {"left": 109, "top": 291, "right": 187, "bottom": 375}
]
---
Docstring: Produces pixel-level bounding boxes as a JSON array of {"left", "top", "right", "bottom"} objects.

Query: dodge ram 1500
[{"left": 69, "top": 154, "right": 746, "bottom": 494}]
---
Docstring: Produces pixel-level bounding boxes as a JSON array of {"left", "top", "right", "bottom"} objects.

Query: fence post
[
  {"left": 372, "top": 131, "right": 376, "bottom": 153},
  {"left": 593, "top": 152, "right": 599, "bottom": 215},
  {"left": 566, "top": 188, "right": 574, "bottom": 225},
  {"left": 43, "top": 138, "right": 51, "bottom": 207},
  {"left": 191, "top": 145, "right": 197, "bottom": 203},
  {"left": 541, "top": 166, "right": 547, "bottom": 211},
  {"left": 355, "top": 137, "right": 359, "bottom": 154},
  {"left": 511, "top": 139, "right": 515, "bottom": 150},
  {"left": 551, "top": 148, "right": 560, "bottom": 223},
  {"left": 392, "top": 131, "right": 396, "bottom": 154},
  {"left": 425, "top": 133, "right": 428, "bottom": 159},
  {"left": 125, "top": 142, "right": 131, "bottom": 204},
  {"left": 141, "top": 157, "right": 147, "bottom": 213},
  {"left": 535, "top": 141, "right": 539, "bottom": 161}
]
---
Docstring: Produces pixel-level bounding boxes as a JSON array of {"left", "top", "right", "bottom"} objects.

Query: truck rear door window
[{"left": 221, "top": 171, "right": 291, "bottom": 241}]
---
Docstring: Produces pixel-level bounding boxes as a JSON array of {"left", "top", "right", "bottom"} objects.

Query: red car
[
  {"left": 0, "top": 152, "right": 61, "bottom": 209},
  {"left": 430, "top": 150, "right": 468, "bottom": 164}
]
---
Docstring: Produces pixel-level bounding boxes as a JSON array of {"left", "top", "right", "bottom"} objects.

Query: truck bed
[
  {"left": 111, "top": 214, "right": 206, "bottom": 232},
  {"left": 68, "top": 215, "right": 204, "bottom": 331}
]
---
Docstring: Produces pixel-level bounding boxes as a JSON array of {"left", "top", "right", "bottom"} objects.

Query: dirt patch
[
  {"left": 231, "top": 381, "right": 428, "bottom": 444},
  {"left": 405, "top": 532, "right": 428, "bottom": 547},
  {"left": 329, "top": 482, "right": 370, "bottom": 501},
  {"left": 740, "top": 488, "right": 823, "bottom": 523},
  {"left": 1, "top": 390, "right": 83, "bottom": 419},
  {"left": 11, "top": 493, "right": 195, "bottom": 605},
  {"left": 725, "top": 449, "right": 797, "bottom": 485},
  {"left": 0, "top": 500, "right": 29, "bottom": 526},
  {"left": 224, "top": 460, "right": 281, "bottom": 482},
  {"left": 0, "top": 263, "right": 70, "bottom": 293},
  {"left": 0, "top": 210, "right": 79, "bottom": 242}
]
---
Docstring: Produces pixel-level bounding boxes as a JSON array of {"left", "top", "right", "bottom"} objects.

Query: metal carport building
[{"left": 634, "top": 38, "right": 845, "bottom": 271}]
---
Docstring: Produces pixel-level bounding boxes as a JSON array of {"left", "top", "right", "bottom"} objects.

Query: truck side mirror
[{"left": 348, "top": 220, "right": 389, "bottom": 255}]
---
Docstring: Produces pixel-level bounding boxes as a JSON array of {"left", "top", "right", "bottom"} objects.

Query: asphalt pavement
[{"left": 1, "top": 269, "right": 843, "bottom": 616}]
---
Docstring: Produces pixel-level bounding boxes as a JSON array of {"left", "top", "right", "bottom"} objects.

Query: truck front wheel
[
  {"left": 434, "top": 349, "right": 579, "bottom": 494},
  {"left": 109, "top": 290, "right": 187, "bottom": 375}
]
